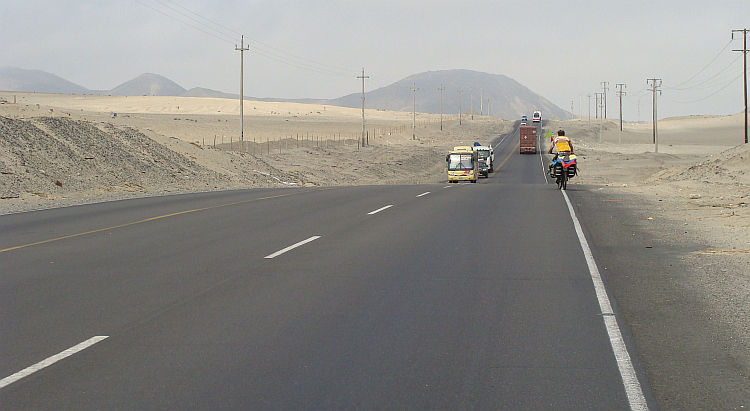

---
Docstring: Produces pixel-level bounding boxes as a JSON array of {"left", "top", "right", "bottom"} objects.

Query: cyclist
[{"left": 549, "top": 130, "right": 574, "bottom": 176}]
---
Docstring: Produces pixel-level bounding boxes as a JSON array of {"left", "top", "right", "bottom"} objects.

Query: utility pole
[
  {"left": 358, "top": 68, "right": 369, "bottom": 147},
  {"left": 601, "top": 81, "right": 609, "bottom": 119},
  {"left": 733, "top": 29, "right": 749, "bottom": 144},
  {"left": 571, "top": 101, "right": 574, "bottom": 120},
  {"left": 411, "top": 83, "right": 418, "bottom": 140},
  {"left": 235, "top": 36, "right": 249, "bottom": 142},
  {"left": 470, "top": 88, "right": 474, "bottom": 120},
  {"left": 439, "top": 84, "right": 445, "bottom": 131},
  {"left": 595, "top": 93, "right": 604, "bottom": 142},
  {"left": 616, "top": 83, "right": 626, "bottom": 131},
  {"left": 648, "top": 78, "right": 662, "bottom": 153},
  {"left": 480, "top": 89, "right": 483, "bottom": 116},
  {"left": 587, "top": 93, "right": 591, "bottom": 124},
  {"left": 487, "top": 97, "right": 490, "bottom": 117},
  {"left": 595, "top": 93, "right": 601, "bottom": 119},
  {"left": 458, "top": 89, "right": 463, "bottom": 125}
]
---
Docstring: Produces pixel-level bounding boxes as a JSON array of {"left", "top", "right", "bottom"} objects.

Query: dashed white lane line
[
  {"left": 562, "top": 191, "right": 648, "bottom": 411},
  {"left": 367, "top": 205, "right": 393, "bottom": 215},
  {"left": 0, "top": 336, "right": 108, "bottom": 389},
  {"left": 264, "top": 236, "right": 321, "bottom": 259},
  {"left": 416, "top": 192, "right": 431, "bottom": 197},
  {"left": 443, "top": 185, "right": 451, "bottom": 189}
]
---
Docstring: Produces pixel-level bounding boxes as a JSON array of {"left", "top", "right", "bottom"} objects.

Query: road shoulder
[{"left": 570, "top": 184, "right": 750, "bottom": 410}]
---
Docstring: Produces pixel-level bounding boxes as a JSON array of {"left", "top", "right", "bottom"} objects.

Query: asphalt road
[{"left": 0, "top": 124, "right": 653, "bottom": 409}]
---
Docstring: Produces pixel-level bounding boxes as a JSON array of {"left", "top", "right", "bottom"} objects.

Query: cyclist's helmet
[{"left": 558, "top": 130, "right": 565, "bottom": 136}]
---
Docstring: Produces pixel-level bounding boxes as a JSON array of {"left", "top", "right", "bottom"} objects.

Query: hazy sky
[{"left": 2, "top": 0, "right": 749, "bottom": 121}]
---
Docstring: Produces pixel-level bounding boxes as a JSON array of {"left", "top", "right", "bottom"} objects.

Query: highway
[{"left": 0, "top": 124, "right": 652, "bottom": 409}]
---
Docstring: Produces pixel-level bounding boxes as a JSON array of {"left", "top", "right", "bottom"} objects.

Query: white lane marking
[
  {"left": 0, "top": 336, "right": 108, "bottom": 389},
  {"left": 540, "top": 144, "right": 550, "bottom": 184},
  {"left": 443, "top": 185, "right": 451, "bottom": 189},
  {"left": 562, "top": 191, "right": 649, "bottom": 411},
  {"left": 264, "top": 236, "right": 321, "bottom": 259},
  {"left": 493, "top": 134, "right": 509, "bottom": 149},
  {"left": 416, "top": 192, "right": 431, "bottom": 197},
  {"left": 367, "top": 205, "right": 393, "bottom": 215}
]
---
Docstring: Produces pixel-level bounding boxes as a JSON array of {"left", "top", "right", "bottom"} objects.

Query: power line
[
  {"left": 158, "top": 0, "right": 355, "bottom": 77},
  {"left": 135, "top": 0, "right": 235, "bottom": 45},
  {"left": 666, "top": 54, "right": 743, "bottom": 91},
  {"left": 154, "top": 0, "right": 236, "bottom": 42},
  {"left": 662, "top": 71, "right": 744, "bottom": 104},
  {"left": 670, "top": 39, "right": 734, "bottom": 89},
  {"left": 136, "top": 0, "right": 361, "bottom": 79},
  {"left": 163, "top": 0, "right": 242, "bottom": 37}
]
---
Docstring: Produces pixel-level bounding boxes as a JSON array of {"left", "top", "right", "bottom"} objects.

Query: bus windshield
[
  {"left": 476, "top": 149, "right": 489, "bottom": 160},
  {"left": 448, "top": 153, "right": 474, "bottom": 171}
]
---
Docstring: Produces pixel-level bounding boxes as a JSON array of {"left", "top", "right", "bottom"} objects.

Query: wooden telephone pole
[
  {"left": 358, "top": 68, "right": 369, "bottom": 147},
  {"left": 236, "top": 36, "right": 249, "bottom": 142},
  {"left": 733, "top": 29, "right": 749, "bottom": 144}
]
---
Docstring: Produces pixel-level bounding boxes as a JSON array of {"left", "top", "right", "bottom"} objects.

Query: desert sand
[{"left": 2, "top": 91, "right": 749, "bottom": 405}]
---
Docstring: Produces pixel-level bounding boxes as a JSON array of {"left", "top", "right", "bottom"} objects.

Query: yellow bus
[{"left": 446, "top": 146, "right": 478, "bottom": 183}]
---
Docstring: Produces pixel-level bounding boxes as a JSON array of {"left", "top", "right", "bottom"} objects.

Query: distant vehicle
[
  {"left": 521, "top": 115, "right": 528, "bottom": 122},
  {"left": 446, "top": 146, "right": 478, "bottom": 183},
  {"left": 520, "top": 120, "right": 527, "bottom": 126},
  {"left": 473, "top": 144, "right": 494, "bottom": 173},
  {"left": 519, "top": 125, "right": 538, "bottom": 154},
  {"left": 533, "top": 110, "right": 542, "bottom": 123}
]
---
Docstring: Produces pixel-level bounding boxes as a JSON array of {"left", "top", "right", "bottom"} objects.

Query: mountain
[
  {"left": 0, "top": 67, "right": 567, "bottom": 119},
  {"left": 327, "top": 69, "right": 567, "bottom": 120},
  {"left": 107, "top": 73, "right": 186, "bottom": 96},
  {"left": 0, "top": 67, "right": 90, "bottom": 94}
]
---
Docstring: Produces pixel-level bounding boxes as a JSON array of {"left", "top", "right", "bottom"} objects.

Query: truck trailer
[{"left": 519, "top": 125, "right": 538, "bottom": 154}]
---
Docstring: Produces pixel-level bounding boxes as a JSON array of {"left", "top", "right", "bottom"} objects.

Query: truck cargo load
[{"left": 519, "top": 125, "right": 538, "bottom": 154}]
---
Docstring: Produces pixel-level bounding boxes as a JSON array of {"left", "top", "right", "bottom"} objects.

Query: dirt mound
[
  {"left": 647, "top": 143, "right": 750, "bottom": 188},
  {"left": 0, "top": 116, "right": 304, "bottom": 202}
]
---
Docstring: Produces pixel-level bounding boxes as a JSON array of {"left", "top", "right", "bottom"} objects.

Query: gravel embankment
[{"left": 0, "top": 116, "right": 307, "bottom": 213}]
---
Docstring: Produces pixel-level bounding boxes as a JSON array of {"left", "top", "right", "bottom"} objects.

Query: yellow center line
[
  {"left": 1, "top": 191, "right": 305, "bottom": 253},
  {"left": 496, "top": 141, "right": 521, "bottom": 170}
]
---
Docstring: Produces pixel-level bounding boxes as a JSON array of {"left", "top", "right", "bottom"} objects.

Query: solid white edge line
[
  {"left": 264, "top": 236, "right": 321, "bottom": 259},
  {"left": 0, "top": 336, "right": 108, "bottom": 389},
  {"left": 416, "top": 192, "right": 431, "bottom": 197},
  {"left": 540, "top": 145, "right": 550, "bottom": 184},
  {"left": 562, "top": 191, "right": 648, "bottom": 411},
  {"left": 367, "top": 205, "right": 393, "bottom": 215},
  {"left": 538, "top": 127, "right": 550, "bottom": 184}
]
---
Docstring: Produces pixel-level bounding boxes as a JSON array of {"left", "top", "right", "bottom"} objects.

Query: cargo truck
[
  {"left": 473, "top": 144, "right": 494, "bottom": 175},
  {"left": 519, "top": 125, "right": 538, "bottom": 154}
]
